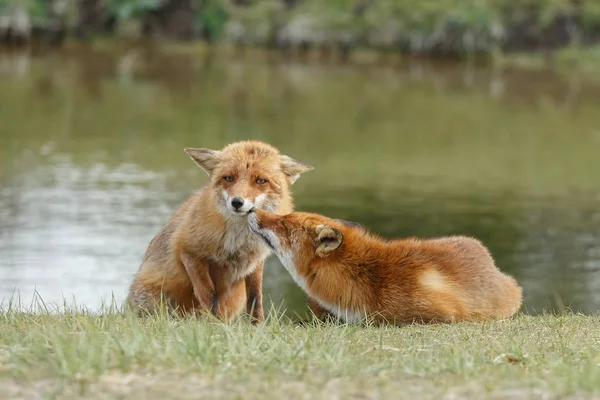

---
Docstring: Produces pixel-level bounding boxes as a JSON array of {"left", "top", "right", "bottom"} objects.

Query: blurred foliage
[
  {"left": 198, "top": 0, "right": 229, "bottom": 40},
  {"left": 0, "top": 0, "right": 48, "bottom": 17},
  {"left": 214, "top": 0, "right": 600, "bottom": 53},
  {"left": 2, "top": 0, "right": 600, "bottom": 54},
  {"left": 107, "top": 0, "right": 161, "bottom": 21},
  {"left": 581, "top": 1, "right": 600, "bottom": 30}
]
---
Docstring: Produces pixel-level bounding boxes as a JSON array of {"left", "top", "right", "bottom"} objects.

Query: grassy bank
[{"left": 1, "top": 305, "right": 599, "bottom": 399}]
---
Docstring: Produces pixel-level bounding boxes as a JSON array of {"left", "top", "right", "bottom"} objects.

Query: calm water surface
[{"left": 1, "top": 48, "right": 600, "bottom": 316}]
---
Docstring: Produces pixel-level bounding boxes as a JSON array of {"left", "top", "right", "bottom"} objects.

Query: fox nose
[{"left": 231, "top": 197, "right": 244, "bottom": 210}]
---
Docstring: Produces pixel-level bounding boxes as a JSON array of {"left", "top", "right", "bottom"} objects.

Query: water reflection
[{"left": 1, "top": 49, "right": 599, "bottom": 315}]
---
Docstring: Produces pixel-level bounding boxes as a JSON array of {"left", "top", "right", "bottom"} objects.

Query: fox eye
[
  {"left": 255, "top": 178, "right": 268, "bottom": 185},
  {"left": 223, "top": 176, "right": 234, "bottom": 182},
  {"left": 280, "top": 220, "right": 286, "bottom": 228}
]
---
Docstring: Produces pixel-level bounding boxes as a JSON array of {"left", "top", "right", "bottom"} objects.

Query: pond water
[{"left": 1, "top": 48, "right": 600, "bottom": 316}]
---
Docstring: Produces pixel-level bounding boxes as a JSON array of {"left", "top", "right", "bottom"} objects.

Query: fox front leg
[
  {"left": 180, "top": 252, "right": 220, "bottom": 317},
  {"left": 244, "top": 261, "right": 265, "bottom": 324}
]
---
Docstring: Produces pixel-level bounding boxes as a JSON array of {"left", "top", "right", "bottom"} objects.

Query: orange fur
[
  {"left": 248, "top": 210, "right": 523, "bottom": 325},
  {"left": 126, "top": 141, "right": 312, "bottom": 323}
]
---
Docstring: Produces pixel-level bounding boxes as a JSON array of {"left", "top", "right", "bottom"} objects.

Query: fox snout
[
  {"left": 247, "top": 211, "right": 262, "bottom": 231},
  {"left": 248, "top": 211, "right": 277, "bottom": 250},
  {"left": 247, "top": 210, "right": 276, "bottom": 237},
  {"left": 230, "top": 197, "right": 245, "bottom": 211},
  {"left": 222, "top": 191, "right": 264, "bottom": 215},
  {"left": 248, "top": 209, "right": 272, "bottom": 227}
]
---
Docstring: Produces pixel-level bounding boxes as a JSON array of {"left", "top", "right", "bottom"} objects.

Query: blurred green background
[
  {"left": 1, "top": 47, "right": 600, "bottom": 315},
  {"left": 1, "top": 0, "right": 600, "bottom": 317},
  {"left": 2, "top": 0, "right": 600, "bottom": 56}
]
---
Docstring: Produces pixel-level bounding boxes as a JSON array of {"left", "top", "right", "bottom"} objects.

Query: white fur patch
[
  {"left": 420, "top": 269, "right": 448, "bottom": 292},
  {"left": 277, "top": 247, "right": 366, "bottom": 323},
  {"left": 222, "top": 215, "right": 255, "bottom": 254},
  {"left": 247, "top": 213, "right": 261, "bottom": 234},
  {"left": 277, "top": 247, "right": 310, "bottom": 294},
  {"left": 230, "top": 255, "right": 263, "bottom": 283},
  {"left": 254, "top": 193, "right": 267, "bottom": 208},
  {"left": 313, "top": 298, "right": 367, "bottom": 324}
]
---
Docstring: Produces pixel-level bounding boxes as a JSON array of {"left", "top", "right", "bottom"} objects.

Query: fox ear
[
  {"left": 280, "top": 155, "right": 313, "bottom": 185},
  {"left": 315, "top": 225, "right": 343, "bottom": 257},
  {"left": 184, "top": 148, "right": 221, "bottom": 175}
]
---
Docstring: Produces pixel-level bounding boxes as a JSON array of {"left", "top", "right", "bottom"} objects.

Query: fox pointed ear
[
  {"left": 280, "top": 155, "right": 313, "bottom": 185},
  {"left": 184, "top": 148, "right": 221, "bottom": 175},
  {"left": 315, "top": 225, "right": 343, "bottom": 257}
]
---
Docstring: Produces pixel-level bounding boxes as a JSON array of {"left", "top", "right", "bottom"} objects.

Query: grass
[{"left": 1, "top": 300, "right": 599, "bottom": 400}]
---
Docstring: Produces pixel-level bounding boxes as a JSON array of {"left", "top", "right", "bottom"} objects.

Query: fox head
[
  {"left": 185, "top": 141, "right": 313, "bottom": 217},
  {"left": 248, "top": 209, "right": 351, "bottom": 275}
]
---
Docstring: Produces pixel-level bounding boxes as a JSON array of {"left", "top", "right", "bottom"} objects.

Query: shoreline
[{"left": 2, "top": 39, "right": 599, "bottom": 84}]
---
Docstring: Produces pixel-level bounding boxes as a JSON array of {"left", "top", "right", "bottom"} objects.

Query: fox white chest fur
[
  {"left": 255, "top": 224, "right": 366, "bottom": 323},
  {"left": 222, "top": 215, "right": 259, "bottom": 255},
  {"left": 277, "top": 248, "right": 366, "bottom": 323},
  {"left": 215, "top": 216, "right": 271, "bottom": 283}
]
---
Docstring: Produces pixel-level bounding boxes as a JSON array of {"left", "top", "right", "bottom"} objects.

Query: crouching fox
[{"left": 248, "top": 209, "right": 523, "bottom": 324}]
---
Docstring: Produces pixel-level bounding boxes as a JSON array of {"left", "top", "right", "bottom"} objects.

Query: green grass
[{"left": 1, "top": 300, "right": 599, "bottom": 400}]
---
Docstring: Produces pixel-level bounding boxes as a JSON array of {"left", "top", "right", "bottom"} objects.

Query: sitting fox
[
  {"left": 126, "top": 141, "right": 313, "bottom": 322},
  {"left": 248, "top": 209, "right": 523, "bottom": 324}
]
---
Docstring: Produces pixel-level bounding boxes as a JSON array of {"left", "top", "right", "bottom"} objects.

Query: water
[{"left": 1, "top": 48, "right": 600, "bottom": 316}]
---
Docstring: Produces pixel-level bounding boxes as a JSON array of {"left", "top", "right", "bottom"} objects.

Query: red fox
[
  {"left": 126, "top": 141, "right": 313, "bottom": 322},
  {"left": 248, "top": 209, "right": 523, "bottom": 324}
]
